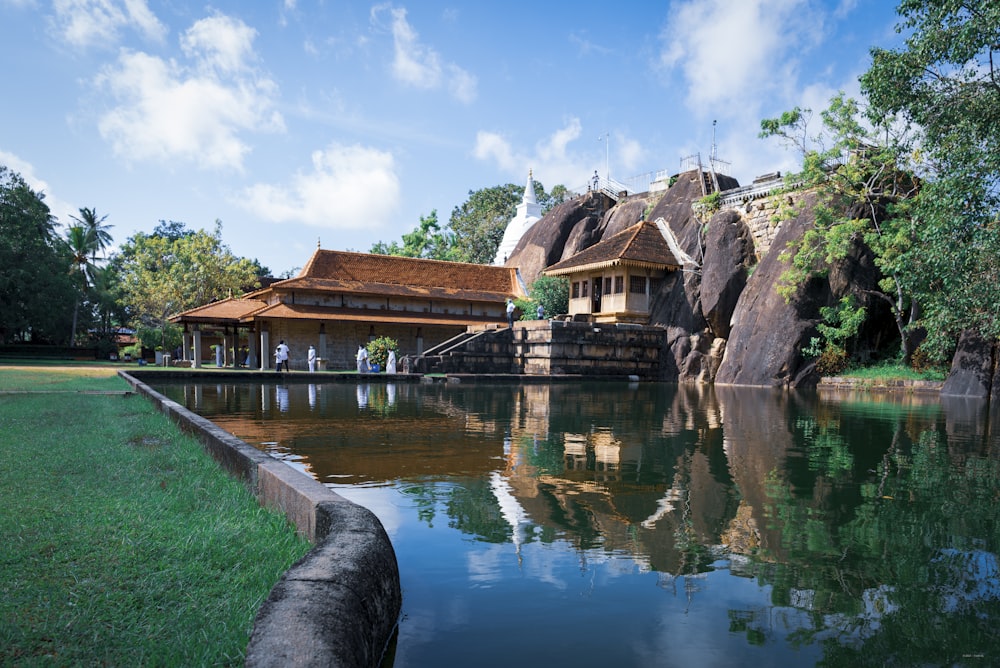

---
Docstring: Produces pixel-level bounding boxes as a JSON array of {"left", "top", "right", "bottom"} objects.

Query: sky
[{"left": 0, "top": 0, "right": 904, "bottom": 276}]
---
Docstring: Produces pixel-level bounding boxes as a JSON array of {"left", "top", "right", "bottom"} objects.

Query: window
[
  {"left": 614, "top": 275, "right": 624, "bottom": 294},
  {"left": 582, "top": 280, "right": 588, "bottom": 297},
  {"left": 629, "top": 275, "right": 646, "bottom": 294},
  {"left": 572, "top": 281, "right": 580, "bottom": 298},
  {"left": 604, "top": 277, "right": 613, "bottom": 295},
  {"left": 650, "top": 277, "right": 663, "bottom": 294}
]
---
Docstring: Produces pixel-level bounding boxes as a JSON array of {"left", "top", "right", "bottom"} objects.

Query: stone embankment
[
  {"left": 120, "top": 370, "right": 401, "bottom": 668},
  {"left": 816, "top": 376, "right": 944, "bottom": 394}
]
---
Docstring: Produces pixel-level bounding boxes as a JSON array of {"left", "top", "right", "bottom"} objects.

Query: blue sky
[{"left": 0, "top": 0, "right": 903, "bottom": 276}]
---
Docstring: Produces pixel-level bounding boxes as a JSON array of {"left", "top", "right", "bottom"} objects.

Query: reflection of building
[{"left": 170, "top": 248, "right": 524, "bottom": 371}]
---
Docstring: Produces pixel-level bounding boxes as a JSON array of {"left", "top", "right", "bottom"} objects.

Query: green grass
[
  {"left": 842, "top": 361, "right": 946, "bottom": 382},
  {"left": 0, "top": 366, "right": 311, "bottom": 666}
]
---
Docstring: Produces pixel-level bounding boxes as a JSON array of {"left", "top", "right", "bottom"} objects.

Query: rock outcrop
[
  {"left": 940, "top": 329, "right": 998, "bottom": 398},
  {"left": 507, "top": 169, "right": 900, "bottom": 388}
]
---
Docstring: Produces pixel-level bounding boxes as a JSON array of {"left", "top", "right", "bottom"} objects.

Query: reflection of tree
[
  {"left": 758, "top": 423, "right": 1000, "bottom": 664},
  {"left": 445, "top": 477, "right": 511, "bottom": 543}
]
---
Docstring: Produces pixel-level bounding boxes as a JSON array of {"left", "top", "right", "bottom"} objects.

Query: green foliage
[
  {"left": 370, "top": 210, "right": 457, "bottom": 260},
  {"left": 373, "top": 181, "right": 567, "bottom": 265},
  {"left": 112, "top": 220, "right": 260, "bottom": 350},
  {"left": 761, "top": 92, "right": 921, "bottom": 362},
  {"left": 528, "top": 275, "right": 569, "bottom": 318},
  {"left": 0, "top": 165, "right": 77, "bottom": 344},
  {"left": 804, "top": 295, "right": 866, "bottom": 373},
  {"left": 365, "top": 335, "right": 399, "bottom": 370},
  {"left": 860, "top": 0, "right": 1000, "bottom": 360}
]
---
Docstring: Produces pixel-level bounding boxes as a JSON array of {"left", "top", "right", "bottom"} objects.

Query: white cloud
[
  {"left": 239, "top": 143, "right": 401, "bottom": 230},
  {"left": 52, "top": 0, "right": 167, "bottom": 49},
  {"left": 658, "top": 0, "right": 824, "bottom": 117},
  {"left": 475, "top": 119, "right": 631, "bottom": 190},
  {"left": 371, "top": 3, "right": 477, "bottom": 104},
  {"left": 180, "top": 14, "right": 258, "bottom": 75},
  {"left": 94, "top": 14, "right": 283, "bottom": 171}
]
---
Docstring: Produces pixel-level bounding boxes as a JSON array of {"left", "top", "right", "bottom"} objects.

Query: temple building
[
  {"left": 542, "top": 220, "right": 680, "bottom": 324},
  {"left": 169, "top": 248, "right": 523, "bottom": 370},
  {"left": 493, "top": 170, "right": 542, "bottom": 266}
]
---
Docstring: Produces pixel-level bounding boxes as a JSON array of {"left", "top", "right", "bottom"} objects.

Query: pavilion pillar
[
  {"left": 182, "top": 330, "right": 192, "bottom": 361},
  {"left": 318, "top": 323, "right": 327, "bottom": 360},
  {"left": 193, "top": 327, "right": 203, "bottom": 369},
  {"left": 247, "top": 324, "right": 258, "bottom": 368},
  {"left": 260, "top": 328, "right": 270, "bottom": 371}
]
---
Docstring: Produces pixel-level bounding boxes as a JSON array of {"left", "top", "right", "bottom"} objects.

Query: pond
[{"left": 154, "top": 379, "right": 1000, "bottom": 667}]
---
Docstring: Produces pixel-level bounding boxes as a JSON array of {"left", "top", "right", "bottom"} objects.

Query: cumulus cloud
[
  {"left": 94, "top": 13, "right": 283, "bottom": 171},
  {"left": 52, "top": 0, "right": 167, "bottom": 48},
  {"left": 658, "top": 0, "right": 824, "bottom": 117},
  {"left": 239, "top": 143, "right": 401, "bottom": 230},
  {"left": 371, "top": 3, "right": 477, "bottom": 104}
]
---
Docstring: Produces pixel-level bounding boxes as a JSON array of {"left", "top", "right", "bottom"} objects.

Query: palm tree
[
  {"left": 66, "top": 224, "right": 97, "bottom": 347},
  {"left": 70, "top": 207, "right": 112, "bottom": 263}
]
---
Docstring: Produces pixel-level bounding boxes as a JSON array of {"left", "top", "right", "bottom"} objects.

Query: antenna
[{"left": 711, "top": 120, "right": 717, "bottom": 163}]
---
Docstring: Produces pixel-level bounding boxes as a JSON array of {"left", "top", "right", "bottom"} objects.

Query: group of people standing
[
  {"left": 356, "top": 345, "right": 396, "bottom": 374},
  {"left": 272, "top": 339, "right": 397, "bottom": 374}
]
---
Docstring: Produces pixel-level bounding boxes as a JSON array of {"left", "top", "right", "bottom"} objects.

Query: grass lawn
[{"left": 0, "top": 364, "right": 311, "bottom": 665}]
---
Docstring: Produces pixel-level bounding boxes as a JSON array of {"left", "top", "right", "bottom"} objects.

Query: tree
[
  {"left": 449, "top": 181, "right": 548, "bottom": 264},
  {"left": 760, "top": 92, "right": 922, "bottom": 363},
  {"left": 861, "top": 0, "right": 1000, "bottom": 359},
  {"left": 528, "top": 275, "right": 569, "bottom": 319},
  {"left": 65, "top": 224, "right": 99, "bottom": 347},
  {"left": 0, "top": 166, "right": 76, "bottom": 344},
  {"left": 370, "top": 210, "right": 456, "bottom": 260},
  {"left": 69, "top": 207, "right": 112, "bottom": 263},
  {"left": 112, "top": 220, "right": 261, "bottom": 350}
]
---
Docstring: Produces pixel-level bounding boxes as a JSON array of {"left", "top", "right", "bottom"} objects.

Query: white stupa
[{"left": 493, "top": 169, "right": 542, "bottom": 266}]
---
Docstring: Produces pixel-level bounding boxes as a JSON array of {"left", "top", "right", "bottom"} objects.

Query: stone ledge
[
  {"left": 817, "top": 376, "right": 944, "bottom": 394},
  {"left": 119, "top": 371, "right": 401, "bottom": 667}
]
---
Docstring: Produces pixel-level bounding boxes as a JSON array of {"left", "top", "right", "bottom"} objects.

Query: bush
[
  {"left": 815, "top": 346, "right": 848, "bottom": 375},
  {"left": 366, "top": 336, "right": 399, "bottom": 370}
]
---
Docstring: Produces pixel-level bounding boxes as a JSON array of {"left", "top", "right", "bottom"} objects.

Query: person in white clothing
[
  {"left": 386, "top": 349, "right": 397, "bottom": 374},
  {"left": 307, "top": 345, "right": 317, "bottom": 372},
  {"left": 275, "top": 340, "right": 290, "bottom": 372},
  {"left": 356, "top": 345, "right": 369, "bottom": 373}
]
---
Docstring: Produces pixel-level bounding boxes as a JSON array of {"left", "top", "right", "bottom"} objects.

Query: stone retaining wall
[{"left": 120, "top": 371, "right": 401, "bottom": 667}]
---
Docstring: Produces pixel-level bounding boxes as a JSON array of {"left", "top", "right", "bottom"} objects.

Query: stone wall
[
  {"left": 726, "top": 194, "right": 791, "bottom": 258},
  {"left": 409, "top": 321, "right": 665, "bottom": 378}
]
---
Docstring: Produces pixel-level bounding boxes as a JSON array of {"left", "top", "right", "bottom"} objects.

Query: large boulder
[
  {"left": 714, "top": 193, "right": 826, "bottom": 388},
  {"left": 700, "top": 210, "right": 754, "bottom": 339},
  {"left": 506, "top": 191, "right": 607, "bottom": 284},
  {"left": 941, "top": 329, "right": 997, "bottom": 398}
]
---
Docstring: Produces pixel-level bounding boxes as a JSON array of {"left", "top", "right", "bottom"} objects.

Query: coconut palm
[
  {"left": 70, "top": 207, "right": 112, "bottom": 263},
  {"left": 66, "top": 224, "right": 97, "bottom": 346}
]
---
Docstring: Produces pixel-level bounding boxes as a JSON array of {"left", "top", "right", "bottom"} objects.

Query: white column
[
  {"left": 260, "top": 329, "right": 270, "bottom": 370},
  {"left": 193, "top": 328, "right": 203, "bottom": 369}
]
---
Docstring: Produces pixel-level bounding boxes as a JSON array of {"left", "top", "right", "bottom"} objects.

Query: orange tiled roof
[
  {"left": 169, "top": 297, "right": 268, "bottom": 323},
  {"left": 543, "top": 220, "right": 680, "bottom": 275},
  {"left": 274, "top": 249, "right": 520, "bottom": 299},
  {"left": 246, "top": 302, "right": 506, "bottom": 327}
]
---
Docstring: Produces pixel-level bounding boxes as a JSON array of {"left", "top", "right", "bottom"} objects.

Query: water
[{"left": 154, "top": 380, "right": 1000, "bottom": 667}]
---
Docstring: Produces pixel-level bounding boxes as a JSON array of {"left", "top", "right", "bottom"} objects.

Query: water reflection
[{"left": 156, "top": 380, "right": 1000, "bottom": 667}]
